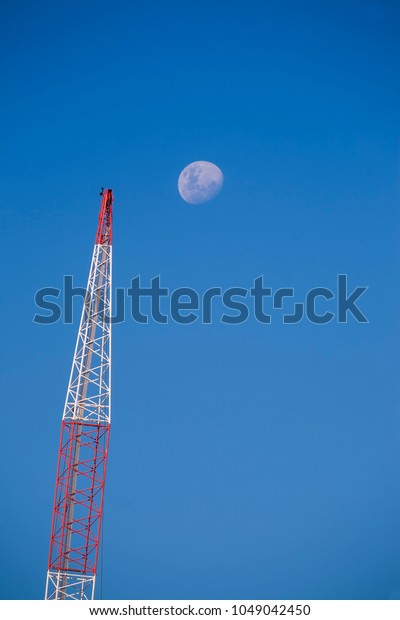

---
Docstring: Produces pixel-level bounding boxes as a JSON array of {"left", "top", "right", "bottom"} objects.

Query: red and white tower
[{"left": 45, "top": 189, "right": 114, "bottom": 600}]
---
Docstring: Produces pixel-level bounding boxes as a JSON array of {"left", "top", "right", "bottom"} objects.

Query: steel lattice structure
[{"left": 45, "top": 189, "right": 113, "bottom": 600}]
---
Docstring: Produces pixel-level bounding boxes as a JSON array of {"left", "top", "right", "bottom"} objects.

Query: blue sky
[{"left": 1, "top": 0, "right": 399, "bottom": 600}]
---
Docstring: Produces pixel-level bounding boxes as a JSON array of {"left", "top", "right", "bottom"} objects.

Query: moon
[{"left": 178, "top": 161, "right": 223, "bottom": 204}]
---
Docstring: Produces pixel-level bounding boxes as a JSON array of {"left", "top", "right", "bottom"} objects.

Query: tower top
[{"left": 95, "top": 188, "right": 113, "bottom": 245}]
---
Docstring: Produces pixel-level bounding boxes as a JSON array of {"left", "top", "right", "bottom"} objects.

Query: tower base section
[{"left": 45, "top": 570, "right": 95, "bottom": 600}]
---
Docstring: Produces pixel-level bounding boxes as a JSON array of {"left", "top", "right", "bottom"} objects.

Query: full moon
[{"left": 178, "top": 161, "right": 223, "bottom": 204}]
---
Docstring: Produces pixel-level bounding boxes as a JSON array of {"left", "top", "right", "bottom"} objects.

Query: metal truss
[
  {"left": 46, "top": 190, "right": 113, "bottom": 600},
  {"left": 45, "top": 570, "right": 96, "bottom": 600},
  {"left": 63, "top": 241, "right": 112, "bottom": 424}
]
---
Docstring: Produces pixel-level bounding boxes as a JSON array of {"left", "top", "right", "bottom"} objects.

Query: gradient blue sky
[{"left": 1, "top": 0, "right": 399, "bottom": 600}]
